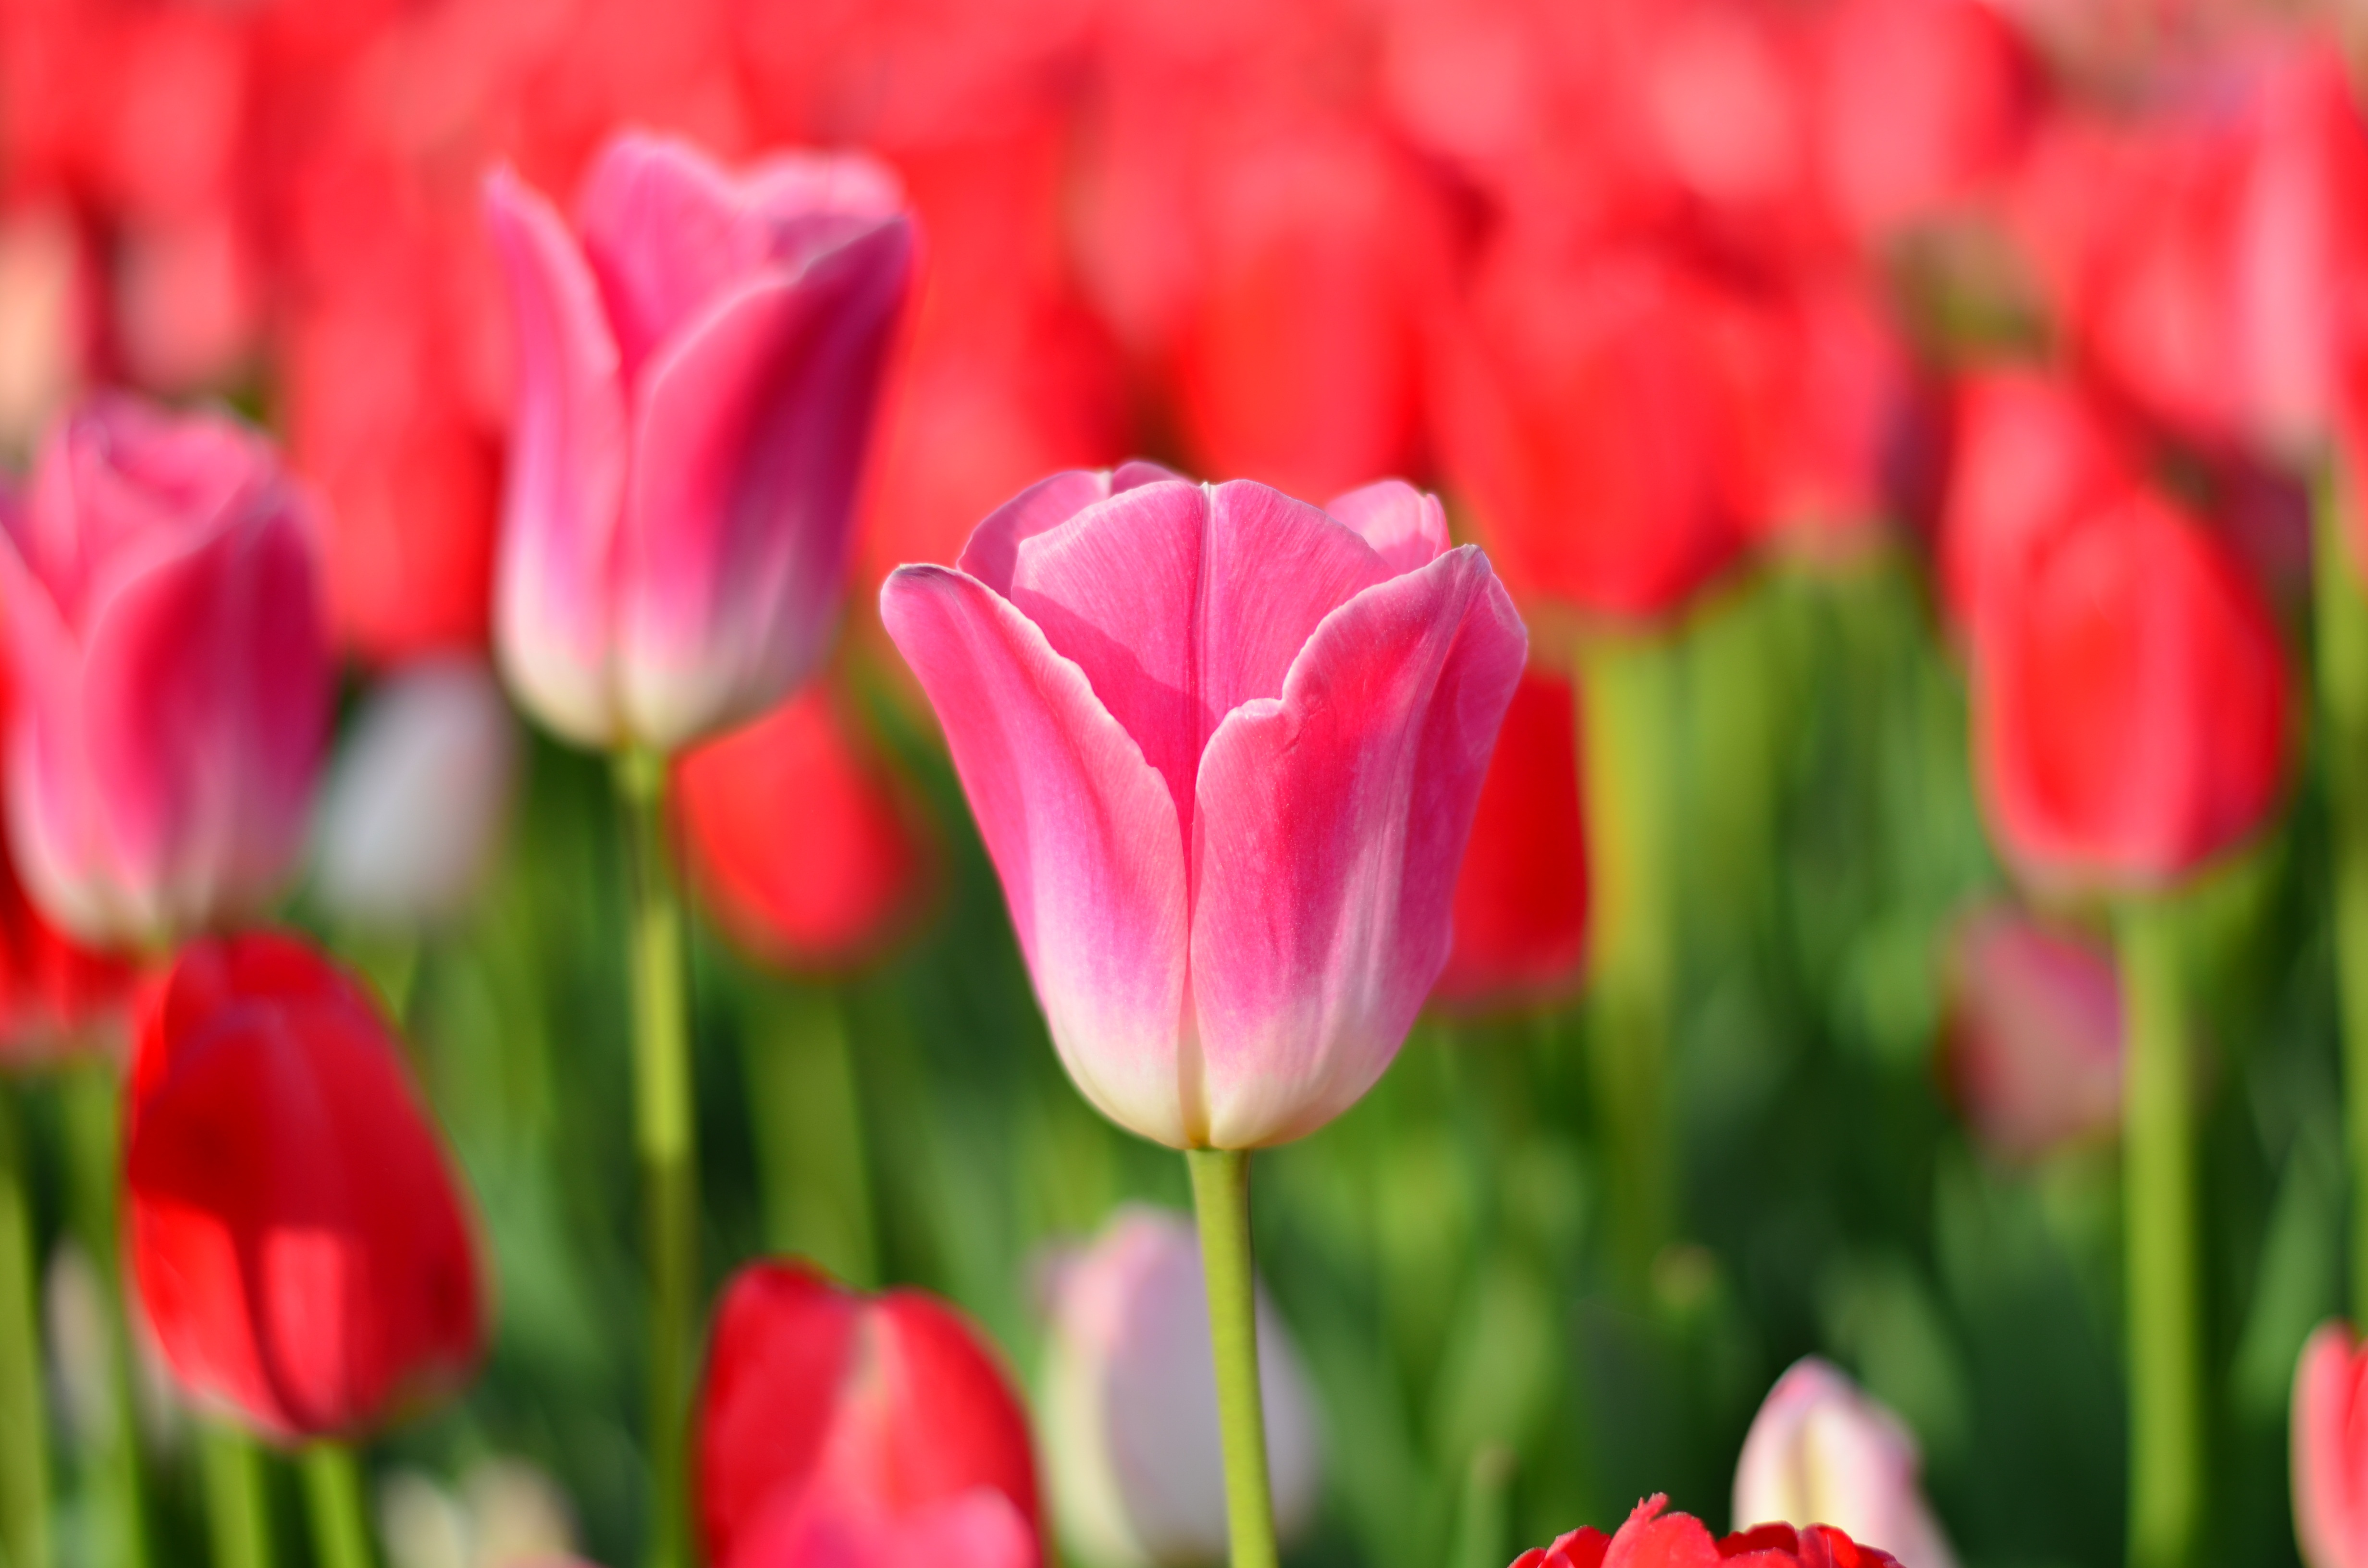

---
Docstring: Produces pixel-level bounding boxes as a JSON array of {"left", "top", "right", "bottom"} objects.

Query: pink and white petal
[
  {"left": 957, "top": 462, "right": 1181, "bottom": 594},
  {"left": 881, "top": 565, "right": 1191, "bottom": 1146},
  {"left": 1325, "top": 479, "right": 1452, "bottom": 575},
  {"left": 1199, "top": 479, "right": 1392, "bottom": 720},
  {"left": 742, "top": 149, "right": 915, "bottom": 274},
  {"left": 485, "top": 170, "right": 628, "bottom": 748},
  {"left": 1189, "top": 546, "right": 1526, "bottom": 1147},
  {"left": 617, "top": 218, "right": 913, "bottom": 752},
  {"left": 575, "top": 133, "right": 778, "bottom": 378}
]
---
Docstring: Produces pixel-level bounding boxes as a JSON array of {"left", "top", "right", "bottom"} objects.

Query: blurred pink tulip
[
  {"left": 1733, "top": 1358, "right": 1959, "bottom": 1568},
  {"left": 0, "top": 397, "right": 332, "bottom": 947},
  {"left": 484, "top": 131, "right": 915, "bottom": 752},
  {"left": 2296, "top": 1321, "right": 2368, "bottom": 1568},
  {"left": 881, "top": 470, "right": 1526, "bottom": 1148},
  {"left": 1042, "top": 1206, "right": 1321, "bottom": 1566},
  {"left": 1941, "top": 906, "right": 2123, "bottom": 1162}
]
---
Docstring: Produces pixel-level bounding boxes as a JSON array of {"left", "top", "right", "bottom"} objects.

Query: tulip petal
[
  {"left": 2294, "top": 1322, "right": 2368, "bottom": 1568},
  {"left": 618, "top": 218, "right": 913, "bottom": 750},
  {"left": 879, "top": 565, "right": 1190, "bottom": 1145},
  {"left": 485, "top": 169, "right": 628, "bottom": 748},
  {"left": 1324, "top": 479, "right": 1451, "bottom": 575},
  {"left": 1188, "top": 545, "right": 1526, "bottom": 1147},
  {"left": 0, "top": 515, "right": 115, "bottom": 939},
  {"left": 957, "top": 463, "right": 1180, "bottom": 594}
]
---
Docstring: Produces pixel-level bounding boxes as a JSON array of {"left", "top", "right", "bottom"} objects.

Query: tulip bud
[
  {"left": 1511, "top": 1494, "right": 1904, "bottom": 1568},
  {"left": 0, "top": 396, "right": 334, "bottom": 948},
  {"left": 1733, "top": 1359, "right": 1959, "bottom": 1568},
  {"left": 484, "top": 131, "right": 916, "bottom": 754},
  {"left": 882, "top": 471, "right": 1526, "bottom": 1148},
  {"left": 1941, "top": 906, "right": 2122, "bottom": 1162},
  {"left": 694, "top": 1260, "right": 1042, "bottom": 1568},
  {"left": 2296, "top": 1321, "right": 2368, "bottom": 1568},
  {"left": 313, "top": 657, "right": 519, "bottom": 928},
  {"left": 675, "top": 683, "right": 931, "bottom": 972},
  {"left": 124, "top": 932, "right": 486, "bottom": 1441},
  {"left": 1041, "top": 1207, "right": 1321, "bottom": 1566}
]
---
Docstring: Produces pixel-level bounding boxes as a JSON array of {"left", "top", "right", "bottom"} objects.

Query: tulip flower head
[
  {"left": 695, "top": 1260, "right": 1042, "bottom": 1568},
  {"left": 1941, "top": 906, "right": 2123, "bottom": 1162},
  {"left": 0, "top": 396, "right": 333, "bottom": 948},
  {"left": 881, "top": 469, "right": 1527, "bottom": 1148},
  {"left": 124, "top": 932, "right": 485, "bottom": 1441},
  {"left": 1733, "top": 1359, "right": 1960, "bottom": 1568},
  {"left": 2295, "top": 1320, "right": 2368, "bottom": 1568},
  {"left": 1513, "top": 1494, "right": 1904, "bottom": 1568},
  {"left": 1042, "top": 1206, "right": 1321, "bottom": 1566},
  {"left": 485, "top": 131, "right": 916, "bottom": 753}
]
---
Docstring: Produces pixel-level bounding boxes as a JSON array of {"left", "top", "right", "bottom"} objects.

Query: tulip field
[{"left": 17, "top": 1, "right": 2368, "bottom": 1568}]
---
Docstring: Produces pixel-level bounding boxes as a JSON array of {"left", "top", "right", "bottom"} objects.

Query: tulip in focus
[
  {"left": 123, "top": 932, "right": 485, "bottom": 1440},
  {"left": 1042, "top": 1206, "right": 1321, "bottom": 1566},
  {"left": 312, "top": 658, "right": 519, "bottom": 928},
  {"left": 485, "top": 131, "right": 915, "bottom": 753},
  {"left": 1733, "top": 1358, "right": 1959, "bottom": 1568},
  {"left": 695, "top": 1259, "right": 1042, "bottom": 1568},
  {"left": 0, "top": 396, "right": 333, "bottom": 947},
  {"left": 2295, "top": 1321, "right": 2368, "bottom": 1568},
  {"left": 1941, "top": 906, "right": 2122, "bottom": 1162},
  {"left": 1433, "top": 667, "right": 1589, "bottom": 1008},
  {"left": 1511, "top": 1494, "right": 1904, "bottom": 1568},
  {"left": 881, "top": 470, "right": 1526, "bottom": 1148}
]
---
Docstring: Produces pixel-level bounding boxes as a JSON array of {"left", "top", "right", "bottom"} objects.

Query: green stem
[
  {"left": 617, "top": 750, "right": 696, "bottom": 1568},
  {"left": 301, "top": 1444, "right": 373, "bottom": 1568},
  {"left": 745, "top": 981, "right": 876, "bottom": 1285},
  {"left": 64, "top": 1063, "right": 148, "bottom": 1568},
  {"left": 0, "top": 1086, "right": 50, "bottom": 1568},
  {"left": 202, "top": 1423, "right": 274, "bottom": 1568},
  {"left": 2119, "top": 898, "right": 2202, "bottom": 1568},
  {"left": 1187, "top": 1148, "right": 1278, "bottom": 1568},
  {"left": 1450, "top": 1445, "right": 1514, "bottom": 1568},
  {"left": 2313, "top": 473, "right": 2368, "bottom": 1316},
  {"left": 1576, "top": 630, "right": 1681, "bottom": 1290}
]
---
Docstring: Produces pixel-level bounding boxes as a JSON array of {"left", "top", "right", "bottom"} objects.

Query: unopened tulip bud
[
  {"left": 313, "top": 657, "right": 518, "bottom": 927},
  {"left": 1733, "top": 1359, "right": 1958, "bottom": 1568},
  {"left": 1042, "top": 1207, "right": 1321, "bottom": 1566},
  {"left": 1942, "top": 906, "right": 2122, "bottom": 1162},
  {"left": 2294, "top": 1321, "right": 2368, "bottom": 1568}
]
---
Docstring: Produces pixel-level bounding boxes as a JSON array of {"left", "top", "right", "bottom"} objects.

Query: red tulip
[
  {"left": 1433, "top": 668, "right": 1589, "bottom": 1009},
  {"left": 1971, "top": 479, "right": 2289, "bottom": 887},
  {"left": 675, "top": 683, "right": 932, "bottom": 973},
  {"left": 123, "top": 932, "right": 485, "bottom": 1441},
  {"left": 2295, "top": 1320, "right": 2368, "bottom": 1568},
  {"left": 1513, "top": 1494, "right": 1903, "bottom": 1568},
  {"left": 0, "top": 396, "right": 333, "bottom": 947},
  {"left": 694, "top": 1259, "right": 1042, "bottom": 1568},
  {"left": 1941, "top": 906, "right": 2123, "bottom": 1163}
]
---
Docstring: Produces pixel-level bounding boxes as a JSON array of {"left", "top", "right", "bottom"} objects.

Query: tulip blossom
[
  {"left": 881, "top": 470, "right": 1526, "bottom": 1148},
  {"left": 676, "top": 683, "right": 931, "bottom": 972},
  {"left": 311, "top": 658, "right": 520, "bottom": 928},
  {"left": 2294, "top": 1320, "right": 2368, "bottom": 1568},
  {"left": 1941, "top": 906, "right": 2123, "bottom": 1162},
  {"left": 123, "top": 932, "right": 485, "bottom": 1441},
  {"left": 1970, "top": 477, "right": 2289, "bottom": 887},
  {"left": 1433, "top": 667, "right": 1589, "bottom": 1008},
  {"left": 694, "top": 1259, "right": 1042, "bottom": 1568},
  {"left": 1512, "top": 1494, "right": 1904, "bottom": 1568},
  {"left": 1733, "top": 1359, "right": 1960, "bottom": 1568},
  {"left": 1042, "top": 1206, "right": 1321, "bottom": 1566},
  {"left": 484, "top": 131, "right": 915, "bottom": 753},
  {"left": 0, "top": 396, "right": 333, "bottom": 947}
]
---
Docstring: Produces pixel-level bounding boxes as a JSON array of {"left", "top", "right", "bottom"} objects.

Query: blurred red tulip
[
  {"left": 1434, "top": 668, "right": 1589, "bottom": 1009},
  {"left": 124, "top": 932, "right": 485, "bottom": 1442},
  {"left": 0, "top": 204, "right": 98, "bottom": 454},
  {"left": 1971, "top": 480, "right": 2288, "bottom": 887},
  {"left": 694, "top": 1259, "right": 1042, "bottom": 1568},
  {"left": 2296, "top": 1320, "right": 2368, "bottom": 1568},
  {"left": 1942, "top": 906, "right": 2123, "bottom": 1162},
  {"left": 1513, "top": 1494, "right": 1904, "bottom": 1568},
  {"left": 0, "top": 396, "right": 333, "bottom": 948},
  {"left": 675, "top": 683, "right": 932, "bottom": 973}
]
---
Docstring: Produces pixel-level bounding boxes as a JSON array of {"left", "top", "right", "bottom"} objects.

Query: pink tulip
[
  {"left": 1734, "top": 1359, "right": 1959, "bottom": 1568},
  {"left": 1941, "top": 905, "right": 2123, "bottom": 1163},
  {"left": 2296, "top": 1321, "right": 2368, "bottom": 1568},
  {"left": 881, "top": 470, "right": 1526, "bottom": 1148},
  {"left": 0, "top": 396, "right": 331, "bottom": 947},
  {"left": 483, "top": 131, "right": 915, "bottom": 753}
]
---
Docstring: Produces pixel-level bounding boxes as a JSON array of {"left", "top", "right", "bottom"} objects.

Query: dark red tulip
[
  {"left": 696, "top": 1260, "right": 1043, "bottom": 1568},
  {"left": 1971, "top": 480, "right": 2289, "bottom": 888},
  {"left": 675, "top": 684, "right": 933, "bottom": 973},
  {"left": 1434, "top": 669, "right": 1589, "bottom": 1009},
  {"left": 124, "top": 932, "right": 485, "bottom": 1441},
  {"left": 1513, "top": 1494, "right": 1904, "bottom": 1568}
]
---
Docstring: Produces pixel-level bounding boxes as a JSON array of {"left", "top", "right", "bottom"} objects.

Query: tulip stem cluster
[
  {"left": 1187, "top": 1147, "right": 1281, "bottom": 1568},
  {"left": 2120, "top": 898, "right": 2203, "bottom": 1568},
  {"left": 2314, "top": 484, "right": 2368, "bottom": 1317},
  {"left": 0, "top": 1088, "right": 49, "bottom": 1568},
  {"left": 201, "top": 1425, "right": 273, "bottom": 1568},
  {"left": 301, "top": 1444, "right": 377, "bottom": 1568},
  {"left": 617, "top": 748, "right": 699, "bottom": 1568}
]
